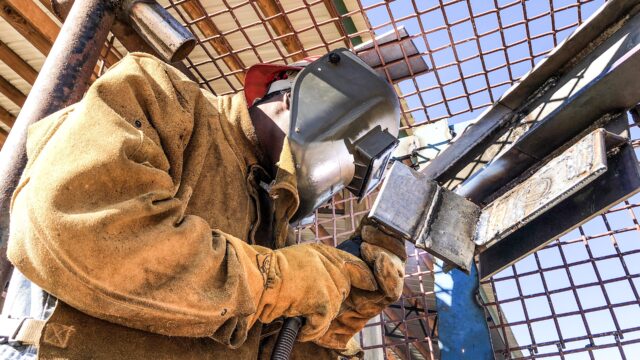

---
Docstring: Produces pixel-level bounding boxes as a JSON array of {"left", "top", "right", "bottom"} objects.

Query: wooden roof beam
[
  {"left": 0, "top": 127, "right": 7, "bottom": 149},
  {"left": 0, "top": 106, "right": 16, "bottom": 128},
  {"left": 254, "top": 0, "right": 306, "bottom": 61},
  {"left": 0, "top": 0, "right": 53, "bottom": 55},
  {"left": 179, "top": 0, "right": 246, "bottom": 83},
  {"left": 0, "top": 75, "right": 26, "bottom": 107},
  {"left": 321, "top": 0, "right": 348, "bottom": 37},
  {"left": 1, "top": 0, "right": 120, "bottom": 67},
  {"left": 0, "top": 40, "right": 38, "bottom": 85}
]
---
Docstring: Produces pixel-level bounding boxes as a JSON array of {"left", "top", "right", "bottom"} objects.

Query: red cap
[
  {"left": 244, "top": 64, "right": 302, "bottom": 107},
  {"left": 243, "top": 56, "right": 321, "bottom": 107}
]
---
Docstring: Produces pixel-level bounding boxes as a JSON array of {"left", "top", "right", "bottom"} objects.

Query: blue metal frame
[{"left": 435, "top": 262, "right": 494, "bottom": 359}]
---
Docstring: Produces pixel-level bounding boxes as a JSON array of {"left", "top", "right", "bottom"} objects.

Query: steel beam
[
  {"left": 474, "top": 129, "right": 613, "bottom": 248},
  {"left": 478, "top": 134, "right": 640, "bottom": 279},
  {"left": 457, "top": 10, "right": 640, "bottom": 203},
  {"left": 423, "top": 0, "right": 640, "bottom": 187}
]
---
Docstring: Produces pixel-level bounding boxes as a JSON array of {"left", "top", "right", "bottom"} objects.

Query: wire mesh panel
[
  {"left": 108, "top": 0, "right": 640, "bottom": 359},
  {"left": 160, "top": 0, "right": 605, "bottom": 128},
  {"left": 293, "top": 190, "right": 440, "bottom": 359}
]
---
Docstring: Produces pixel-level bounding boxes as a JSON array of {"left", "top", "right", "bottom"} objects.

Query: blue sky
[
  {"left": 358, "top": 0, "right": 640, "bottom": 358},
  {"left": 361, "top": 0, "right": 605, "bottom": 126}
]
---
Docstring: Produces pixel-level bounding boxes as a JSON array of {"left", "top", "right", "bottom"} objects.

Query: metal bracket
[
  {"left": 369, "top": 128, "right": 632, "bottom": 274},
  {"left": 478, "top": 129, "right": 640, "bottom": 279},
  {"left": 369, "top": 162, "right": 479, "bottom": 272}
]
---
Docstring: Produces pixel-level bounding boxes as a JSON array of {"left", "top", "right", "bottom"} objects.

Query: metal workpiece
[
  {"left": 0, "top": 0, "right": 116, "bottom": 291},
  {"left": 51, "top": 0, "right": 196, "bottom": 63},
  {"left": 371, "top": 128, "right": 628, "bottom": 273},
  {"left": 369, "top": 162, "right": 439, "bottom": 240},
  {"left": 418, "top": 189, "right": 479, "bottom": 273},
  {"left": 475, "top": 128, "right": 610, "bottom": 248},
  {"left": 478, "top": 131, "right": 640, "bottom": 279},
  {"left": 369, "top": 162, "right": 480, "bottom": 272}
]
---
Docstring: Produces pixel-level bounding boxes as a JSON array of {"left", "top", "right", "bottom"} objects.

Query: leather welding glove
[
  {"left": 313, "top": 219, "right": 407, "bottom": 349},
  {"left": 253, "top": 242, "right": 380, "bottom": 343}
]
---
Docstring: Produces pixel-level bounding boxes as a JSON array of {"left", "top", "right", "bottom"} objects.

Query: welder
[{"left": 1, "top": 49, "right": 406, "bottom": 359}]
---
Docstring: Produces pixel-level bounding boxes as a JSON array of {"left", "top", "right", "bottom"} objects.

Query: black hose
[
  {"left": 271, "top": 316, "right": 304, "bottom": 360},
  {"left": 270, "top": 236, "right": 362, "bottom": 359}
]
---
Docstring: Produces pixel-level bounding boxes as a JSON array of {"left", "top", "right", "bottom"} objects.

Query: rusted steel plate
[
  {"left": 354, "top": 27, "right": 429, "bottom": 83},
  {"left": 474, "top": 128, "right": 608, "bottom": 247}
]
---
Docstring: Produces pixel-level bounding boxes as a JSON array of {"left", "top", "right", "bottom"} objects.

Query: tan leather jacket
[{"left": 8, "top": 53, "right": 364, "bottom": 359}]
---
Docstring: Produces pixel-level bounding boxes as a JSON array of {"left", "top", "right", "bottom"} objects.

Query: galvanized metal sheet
[
  {"left": 369, "top": 161, "right": 438, "bottom": 241},
  {"left": 475, "top": 128, "right": 608, "bottom": 247},
  {"left": 418, "top": 189, "right": 479, "bottom": 272}
]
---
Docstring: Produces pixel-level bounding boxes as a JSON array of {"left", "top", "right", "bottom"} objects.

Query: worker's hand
[
  {"left": 257, "top": 243, "right": 381, "bottom": 343},
  {"left": 313, "top": 219, "right": 406, "bottom": 349}
]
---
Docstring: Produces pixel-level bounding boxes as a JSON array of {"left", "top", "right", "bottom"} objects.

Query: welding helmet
[{"left": 245, "top": 48, "right": 400, "bottom": 223}]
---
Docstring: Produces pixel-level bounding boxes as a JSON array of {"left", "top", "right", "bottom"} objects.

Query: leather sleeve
[{"left": 7, "top": 53, "right": 377, "bottom": 349}]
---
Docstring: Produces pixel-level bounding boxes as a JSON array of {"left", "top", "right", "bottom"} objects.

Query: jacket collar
[
  {"left": 268, "top": 139, "right": 300, "bottom": 249},
  {"left": 218, "top": 92, "right": 300, "bottom": 248}
]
